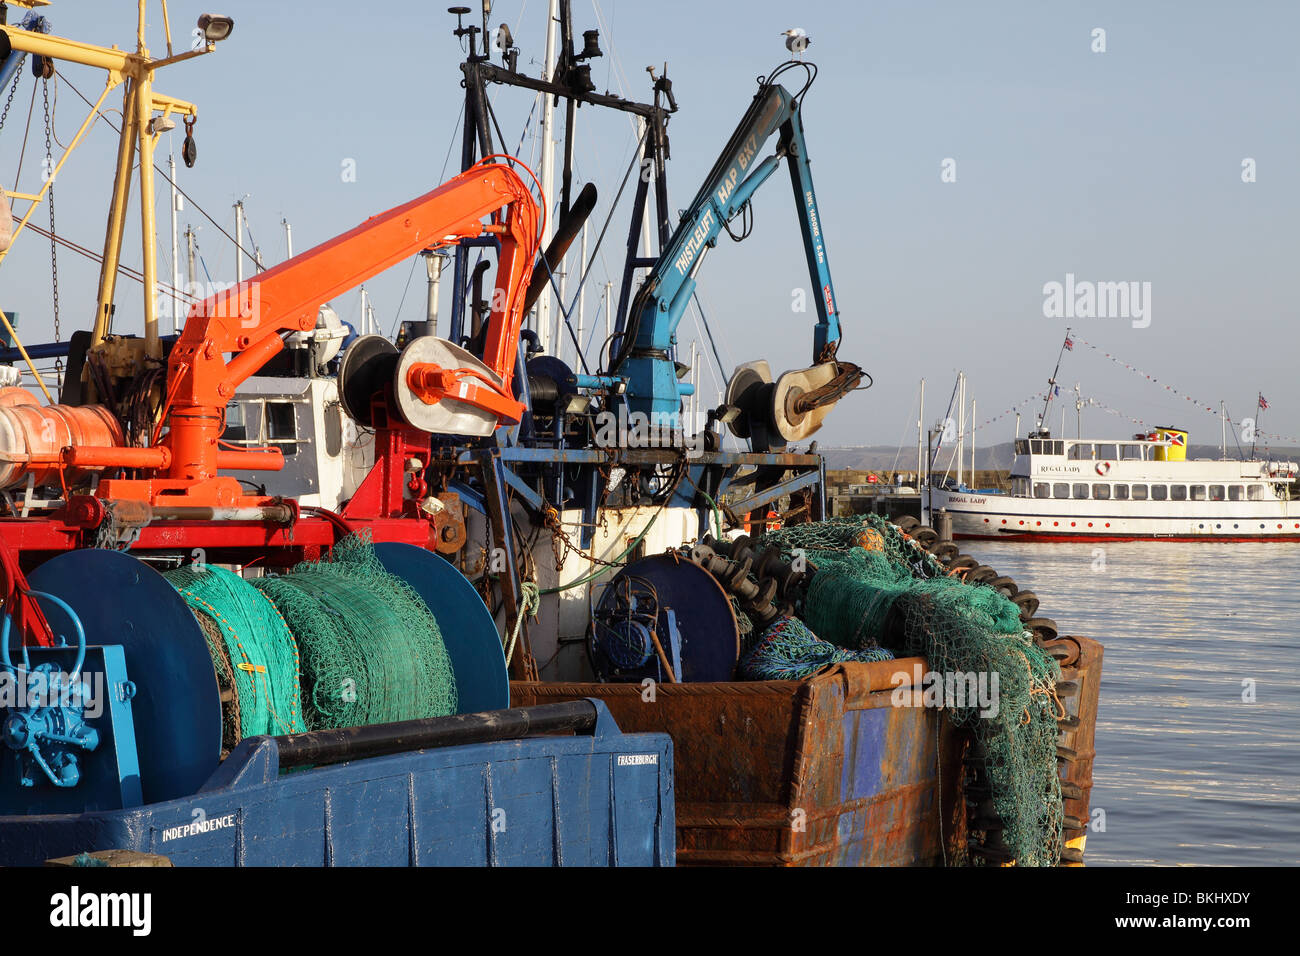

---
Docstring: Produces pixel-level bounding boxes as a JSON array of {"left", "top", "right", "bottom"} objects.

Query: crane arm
[
  {"left": 70, "top": 158, "right": 541, "bottom": 505},
  {"left": 612, "top": 77, "right": 843, "bottom": 421}
]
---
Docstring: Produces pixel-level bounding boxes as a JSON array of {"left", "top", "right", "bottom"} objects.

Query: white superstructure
[{"left": 928, "top": 430, "right": 1298, "bottom": 540}]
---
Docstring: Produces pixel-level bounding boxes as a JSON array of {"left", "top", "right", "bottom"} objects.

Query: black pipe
[
  {"left": 273, "top": 700, "right": 599, "bottom": 769},
  {"left": 522, "top": 182, "right": 598, "bottom": 314}
]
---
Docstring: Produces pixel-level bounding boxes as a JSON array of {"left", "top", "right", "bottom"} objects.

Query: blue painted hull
[{"left": 0, "top": 702, "right": 674, "bottom": 866}]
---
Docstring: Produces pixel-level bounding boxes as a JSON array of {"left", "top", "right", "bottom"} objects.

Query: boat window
[
  {"left": 265, "top": 402, "right": 299, "bottom": 457},
  {"left": 1114, "top": 484, "right": 1129, "bottom": 500},
  {"left": 1170, "top": 485, "right": 1187, "bottom": 501},
  {"left": 1016, "top": 439, "right": 1030, "bottom": 455},
  {"left": 1098, "top": 444, "right": 1118, "bottom": 460},
  {"left": 1151, "top": 484, "right": 1168, "bottom": 501},
  {"left": 1053, "top": 483, "right": 1070, "bottom": 499},
  {"left": 1228, "top": 485, "right": 1244, "bottom": 501},
  {"left": 1248, "top": 484, "right": 1266, "bottom": 501},
  {"left": 1072, "top": 483, "right": 1090, "bottom": 499},
  {"left": 1054, "top": 441, "right": 1065, "bottom": 455},
  {"left": 1131, "top": 484, "right": 1148, "bottom": 500},
  {"left": 224, "top": 401, "right": 249, "bottom": 443},
  {"left": 1034, "top": 482, "right": 1050, "bottom": 499},
  {"left": 1209, "top": 485, "right": 1225, "bottom": 501},
  {"left": 1093, "top": 484, "right": 1111, "bottom": 500},
  {"left": 1030, "top": 440, "right": 1042, "bottom": 454},
  {"left": 1189, "top": 485, "right": 1206, "bottom": 501},
  {"left": 1068, "top": 443, "right": 1094, "bottom": 460},
  {"left": 324, "top": 402, "right": 344, "bottom": 457},
  {"left": 1121, "top": 444, "right": 1143, "bottom": 460}
]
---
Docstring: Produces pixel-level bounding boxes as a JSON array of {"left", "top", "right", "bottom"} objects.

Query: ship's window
[
  {"left": 1151, "top": 484, "right": 1168, "bottom": 501},
  {"left": 1098, "top": 444, "right": 1118, "bottom": 461},
  {"left": 324, "top": 402, "right": 343, "bottom": 457},
  {"left": 1093, "top": 484, "right": 1111, "bottom": 500},
  {"left": 1034, "top": 482, "right": 1050, "bottom": 498},
  {"left": 1228, "top": 485, "right": 1244, "bottom": 501},
  {"left": 1068, "top": 443, "right": 1095, "bottom": 460},
  {"left": 1030, "top": 440, "right": 1043, "bottom": 454},
  {"left": 1131, "top": 484, "right": 1148, "bottom": 500},
  {"left": 265, "top": 402, "right": 299, "bottom": 457},
  {"left": 1209, "top": 485, "right": 1226, "bottom": 501},
  {"left": 1114, "top": 484, "right": 1130, "bottom": 500},
  {"left": 1248, "top": 484, "right": 1265, "bottom": 501},
  {"left": 1189, "top": 485, "right": 1206, "bottom": 501},
  {"left": 1121, "top": 444, "right": 1143, "bottom": 460},
  {"left": 1072, "top": 483, "right": 1090, "bottom": 499},
  {"left": 1016, "top": 439, "right": 1030, "bottom": 455},
  {"left": 1053, "top": 483, "right": 1070, "bottom": 499},
  {"left": 1170, "top": 485, "right": 1187, "bottom": 501},
  {"left": 224, "top": 401, "right": 249, "bottom": 443},
  {"left": 1053, "top": 441, "right": 1065, "bottom": 455}
]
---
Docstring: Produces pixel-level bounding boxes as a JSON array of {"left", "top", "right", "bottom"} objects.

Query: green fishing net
[
  {"left": 753, "top": 514, "right": 1063, "bottom": 867},
  {"left": 252, "top": 534, "right": 457, "bottom": 730},
  {"left": 165, "top": 564, "right": 305, "bottom": 740}
]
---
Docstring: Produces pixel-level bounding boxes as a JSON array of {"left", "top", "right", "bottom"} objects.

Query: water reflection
[{"left": 967, "top": 541, "right": 1300, "bottom": 866}]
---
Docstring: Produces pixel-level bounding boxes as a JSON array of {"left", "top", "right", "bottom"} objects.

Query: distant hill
[{"left": 820, "top": 443, "right": 1300, "bottom": 474}]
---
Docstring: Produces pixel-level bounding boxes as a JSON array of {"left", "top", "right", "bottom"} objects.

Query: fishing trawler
[
  {"left": 0, "top": 1, "right": 1103, "bottom": 870},
  {"left": 929, "top": 426, "right": 1299, "bottom": 540}
]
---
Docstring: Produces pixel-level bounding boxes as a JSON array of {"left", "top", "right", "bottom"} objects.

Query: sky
[{"left": 2, "top": 0, "right": 1297, "bottom": 448}]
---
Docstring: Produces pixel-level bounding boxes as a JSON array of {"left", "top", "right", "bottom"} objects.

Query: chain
[
  {"left": 0, "top": 55, "right": 25, "bottom": 133},
  {"left": 42, "top": 78, "right": 61, "bottom": 373}
]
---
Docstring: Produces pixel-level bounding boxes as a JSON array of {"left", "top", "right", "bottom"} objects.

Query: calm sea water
[{"left": 966, "top": 540, "right": 1300, "bottom": 867}]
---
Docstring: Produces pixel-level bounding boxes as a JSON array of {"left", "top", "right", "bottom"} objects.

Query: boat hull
[
  {"left": 0, "top": 703, "right": 675, "bottom": 867},
  {"left": 929, "top": 490, "right": 1300, "bottom": 541}
]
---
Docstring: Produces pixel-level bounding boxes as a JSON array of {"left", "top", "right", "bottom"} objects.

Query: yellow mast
[{"left": 0, "top": 1, "right": 230, "bottom": 371}]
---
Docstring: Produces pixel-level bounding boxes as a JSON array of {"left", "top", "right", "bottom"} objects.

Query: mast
[
  {"left": 536, "top": 0, "right": 559, "bottom": 356},
  {"left": 169, "top": 150, "right": 182, "bottom": 334},
  {"left": 233, "top": 200, "right": 245, "bottom": 285},
  {"left": 1221, "top": 401, "right": 1227, "bottom": 459},
  {"left": 1038, "top": 328, "right": 1071, "bottom": 434},
  {"left": 576, "top": 219, "right": 588, "bottom": 361},
  {"left": 956, "top": 371, "right": 965, "bottom": 488},
  {"left": 970, "top": 396, "right": 976, "bottom": 481},
  {"left": 185, "top": 224, "right": 197, "bottom": 297},
  {"left": 916, "top": 378, "right": 925, "bottom": 489}
]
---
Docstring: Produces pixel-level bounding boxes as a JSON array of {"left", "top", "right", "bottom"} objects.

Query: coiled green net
[
  {"left": 165, "top": 564, "right": 305, "bottom": 742},
  {"left": 752, "top": 514, "right": 1063, "bottom": 867},
  {"left": 252, "top": 534, "right": 458, "bottom": 730}
]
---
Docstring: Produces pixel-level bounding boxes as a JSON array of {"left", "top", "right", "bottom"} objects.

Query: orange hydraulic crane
[{"left": 61, "top": 158, "right": 542, "bottom": 508}]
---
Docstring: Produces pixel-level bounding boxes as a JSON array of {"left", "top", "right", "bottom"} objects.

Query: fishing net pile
[
  {"left": 741, "top": 513, "right": 1063, "bottom": 867},
  {"left": 168, "top": 533, "right": 457, "bottom": 749}
]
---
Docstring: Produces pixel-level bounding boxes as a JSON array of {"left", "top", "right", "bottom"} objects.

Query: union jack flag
[
  {"left": 1259, "top": 394, "right": 1269, "bottom": 410},
  {"left": 1063, "top": 336, "right": 1073, "bottom": 351}
]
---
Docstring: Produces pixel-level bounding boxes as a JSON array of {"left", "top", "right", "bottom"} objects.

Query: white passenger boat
[{"left": 928, "top": 427, "right": 1298, "bottom": 540}]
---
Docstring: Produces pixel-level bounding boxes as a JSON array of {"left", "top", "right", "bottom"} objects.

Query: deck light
[{"left": 197, "top": 14, "right": 234, "bottom": 43}]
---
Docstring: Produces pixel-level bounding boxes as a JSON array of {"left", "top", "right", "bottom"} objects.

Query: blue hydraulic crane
[{"left": 608, "top": 62, "right": 861, "bottom": 443}]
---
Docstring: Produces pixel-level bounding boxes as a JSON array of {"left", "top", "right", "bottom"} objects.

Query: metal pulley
[{"left": 182, "top": 115, "right": 197, "bottom": 168}]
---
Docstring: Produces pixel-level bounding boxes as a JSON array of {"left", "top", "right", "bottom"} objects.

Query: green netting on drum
[
  {"left": 165, "top": 564, "right": 304, "bottom": 739},
  {"left": 252, "top": 533, "right": 457, "bottom": 730}
]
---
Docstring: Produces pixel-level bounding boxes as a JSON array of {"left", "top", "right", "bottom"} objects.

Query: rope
[{"left": 505, "top": 581, "right": 540, "bottom": 666}]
